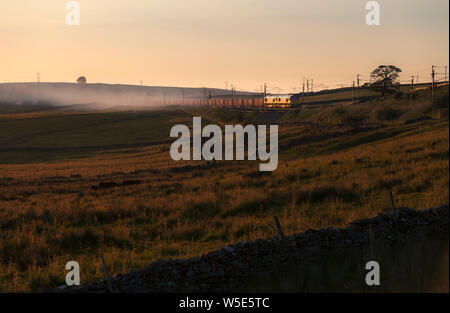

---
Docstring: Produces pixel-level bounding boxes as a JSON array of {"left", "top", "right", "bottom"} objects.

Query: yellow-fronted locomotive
[{"left": 264, "top": 95, "right": 292, "bottom": 108}]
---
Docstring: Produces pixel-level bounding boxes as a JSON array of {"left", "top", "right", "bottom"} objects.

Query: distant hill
[{"left": 0, "top": 82, "right": 255, "bottom": 109}]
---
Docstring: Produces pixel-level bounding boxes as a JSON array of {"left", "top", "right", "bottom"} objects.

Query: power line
[
  {"left": 352, "top": 81, "right": 355, "bottom": 105},
  {"left": 431, "top": 65, "right": 436, "bottom": 103},
  {"left": 356, "top": 74, "right": 360, "bottom": 105}
]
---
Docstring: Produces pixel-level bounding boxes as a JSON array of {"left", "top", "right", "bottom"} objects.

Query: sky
[{"left": 0, "top": 0, "right": 448, "bottom": 92}]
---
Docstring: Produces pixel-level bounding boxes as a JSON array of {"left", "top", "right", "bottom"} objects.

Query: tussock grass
[{"left": 0, "top": 88, "right": 448, "bottom": 291}]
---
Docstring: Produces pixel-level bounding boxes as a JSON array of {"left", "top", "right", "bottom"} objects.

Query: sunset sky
[{"left": 1, "top": 0, "right": 448, "bottom": 92}]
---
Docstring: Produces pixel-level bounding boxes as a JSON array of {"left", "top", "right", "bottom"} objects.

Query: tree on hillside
[{"left": 371, "top": 65, "right": 402, "bottom": 96}]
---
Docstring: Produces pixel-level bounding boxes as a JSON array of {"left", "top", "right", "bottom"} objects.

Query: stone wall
[{"left": 53, "top": 204, "right": 449, "bottom": 293}]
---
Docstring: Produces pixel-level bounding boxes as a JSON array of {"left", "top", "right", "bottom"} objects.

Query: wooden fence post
[
  {"left": 389, "top": 191, "right": 399, "bottom": 240},
  {"left": 273, "top": 216, "right": 286, "bottom": 239},
  {"left": 101, "top": 255, "right": 114, "bottom": 293}
]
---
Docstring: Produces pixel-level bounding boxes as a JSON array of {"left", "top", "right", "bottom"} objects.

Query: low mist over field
[{"left": 0, "top": 82, "right": 251, "bottom": 109}]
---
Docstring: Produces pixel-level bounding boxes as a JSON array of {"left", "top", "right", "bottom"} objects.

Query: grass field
[{"left": 0, "top": 85, "right": 448, "bottom": 292}]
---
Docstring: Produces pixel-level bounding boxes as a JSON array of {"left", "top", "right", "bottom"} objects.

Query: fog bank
[{"left": 0, "top": 83, "right": 253, "bottom": 109}]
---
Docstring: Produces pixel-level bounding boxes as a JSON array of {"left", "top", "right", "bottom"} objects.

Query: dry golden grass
[{"left": 0, "top": 111, "right": 448, "bottom": 291}]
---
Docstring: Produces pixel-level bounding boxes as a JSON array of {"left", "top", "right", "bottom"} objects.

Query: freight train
[{"left": 200, "top": 94, "right": 295, "bottom": 109}]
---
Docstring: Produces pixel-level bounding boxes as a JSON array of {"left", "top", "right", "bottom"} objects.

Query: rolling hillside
[{"left": 0, "top": 82, "right": 254, "bottom": 109}]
